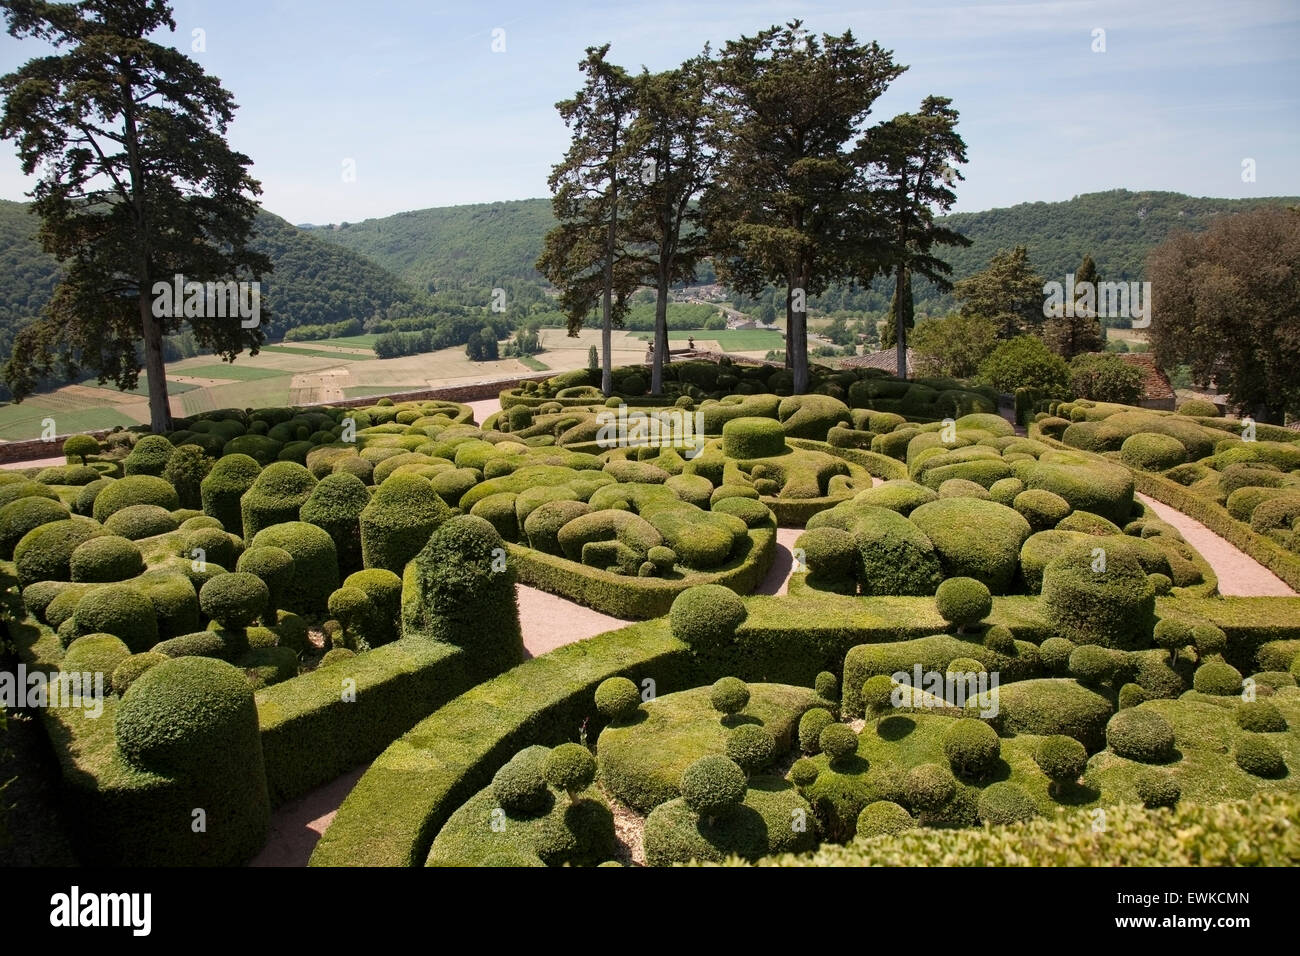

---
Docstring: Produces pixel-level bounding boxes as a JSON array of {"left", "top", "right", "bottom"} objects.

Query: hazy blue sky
[{"left": 0, "top": 0, "right": 1296, "bottom": 224}]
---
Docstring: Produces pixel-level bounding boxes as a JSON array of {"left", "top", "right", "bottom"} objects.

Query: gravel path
[{"left": 1137, "top": 492, "right": 1296, "bottom": 597}]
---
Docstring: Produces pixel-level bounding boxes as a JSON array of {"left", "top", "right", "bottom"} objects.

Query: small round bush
[
  {"left": 1013, "top": 489, "right": 1072, "bottom": 532},
  {"left": 1153, "top": 618, "right": 1193, "bottom": 656},
  {"left": 799, "top": 707, "right": 834, "bottom": 754},
  {"left": 69, "top": 535, "right": 143, "bottom": 583},
  {"left": 856, "top": 800, "right": 916, "bottom": 838},
  {"left": 319, "top": 648, "right": 355, "bottom": 668},
  {"left": 819, "top": 723, "right": 858, "bottom": 765},
  {"left": 814, "top": 671, "right": 839, "bottom": 701},
  {"left": 669, "top": 585, "right": 747, "bottom": 650},
  {"left": 1034, "top": 734, "right": 1088, "bottom": 792},
  {"left": 1039, "top": 637, "right": 1076, "bottom": 675},
  {"left": 200, "top": 572, "right": 269, "bottom": 629},
  {"left": 725, "top": 724, "right": 778, "bottom": 775},
  {"left": 0, "top": 496, "right": 71, "bottom": 559},
  {"left": 72, "top": 585, "right": 159, "bottom": 653},
  {"left": 544, "top": 743, "right": 597, "bottom": 799},
  {"left": 61, "top": 633, "right": 131, "bottom": 691},
  {"left": 710, "top": 676, "right": 750, "bottom": 717},
  {"left": 795, "top": 527, "right": 857, "bottom": 581},
  {"left": 63, "top": 434, "right": 100, "bottom": 464},
  {"left": 182, "top": 526, "right": 239, "bottom": 571},
  {"left": 122, "top": 434, "right": 176, "bottom": 477},
  {"left": 91, "top": 474, "right": 179, "bottom": 523},
  {"left": 904, "top": 763, "right": 956, "bottom": 811},
  {"left": 110, "top": 651, "right": 167, "bottom": 696},
  {"left": 1119, "top": 682, "right": 1151, "bottom": 709},
  {"left": 102, "top": 503, "right": 178, "bottom": 540},
  {"left": 942, "top": 718, "right": 1001, "bottom": 779},
  {"left": 1192, "top": 624, "right": 1227, "bottom": 659},
  {"left": 722, "top": 416, "right": 786, "bottom": 459},
  {"left": 200, "top": 453, "right": 262, "bottom": 534},
  {"left": 235, "top": 546, "right": 295, "bottom": 613},
  {"left": 983, "top": 624, "right": 1015, "bottom": 654},
  {"left": 790, "top": 757, "right": 820, "bottom": 789},
  {"left": 679, "top": 755, "right": 747, "bottom": 819},
  {"left": 935, "top": 576, "right": 992, "bottom": 630},
  {"left": 1068, "top": 644, "right": 1126, "bottom": 686},
  {"left": 977, "top": 781, "right": 1038, "bottom": 826},
  {"left": 1236, "top": 700, "right": 1287, "bottom": 733},
  {"left": 1193, "top": 660, "right": 1242, "bottom": 696},
  {"left": 1147, "top": 573, "right": 1172, "bottom": 595},
  {"left": 946, "top": 657, "right": 986, "bottom": 675},
  {"left": 594, "top": 676, "right": 641, "bottom": 723},
  {"left": 1235, "top": 735, "right": 1287, "bottom": 778},
  {"left": 359, "top": 473, "right": 452, "bottom": 574},
  {"left": 1040, "top": 541, "right": 1155, "bottom": 650},
  {"left": 1135, "top": 769, "right": 1181, "bottom": 809},
  {"left": 1177, "top": 398, "right": 1219, "bottom": 417},
  {"left": 1106, "top": 708, "right": 1176, "bottom": 763},
  {"left": 1120, "top": 433, "right": 1188, "bottom": 471},
  {"left": 862, "top": 673, "right": 897, "bottom": 721},
  {"left": 492, "top": 748, "right": 551, "bottom": 816}
]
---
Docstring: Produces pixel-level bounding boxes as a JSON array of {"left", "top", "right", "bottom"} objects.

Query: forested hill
[
  {"left": 0, "top": 200, "right": 427, "bottom": 362},
  {"left": 305, "top": 190, "right": 1299, "bottom": 314}
]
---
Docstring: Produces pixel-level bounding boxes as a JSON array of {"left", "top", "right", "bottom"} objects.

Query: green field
[
  {"left": 76, "top": 375, "right": 198, "bottom": 397},
  {"left": 0, "top": 401, "right": 140, "bottom": 441},
  {"left": 518, "top": 356, "right": 549, "bottom": 371},
  {"left": 260, "top": 345, "right": 375, "bottom": 360},
  {"left": 180, "top": 363, "right": 290, "bottom": 381},
  {"left": 636, "top": 329, "right": 785, "bottom": 350},
  {"left": 313, "top": 334, "right": 382, "bottom": 348}
]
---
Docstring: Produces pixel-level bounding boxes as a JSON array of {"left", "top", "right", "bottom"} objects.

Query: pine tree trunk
[
  {"left": 140, "top": 290, "right": 172, "bottom": 433},
  {"left": 894, "top": 264, "right": 908, "bottom": 380},
  {"left": 602, "top": 173, "right": 617, "bottom": 399},
  {"left": 652, "top": 267, "right": 669, "bottom": 395},
  {"left": 791, "top": 269, "right": 810, "bottom": 394}
]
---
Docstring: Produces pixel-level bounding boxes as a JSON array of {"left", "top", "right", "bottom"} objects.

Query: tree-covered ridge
[{"left": 0, "top": 202, "right": 427, "bottom": 364}]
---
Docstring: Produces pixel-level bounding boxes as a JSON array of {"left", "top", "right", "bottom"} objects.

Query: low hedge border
[
  {"left": 1030, "top": 423, "right": 1300, "bottom": 592},
  {"left": 310, "top": 620, "right": 698, "bottom": 866},
  {"left": 1157, "top": 596, "right": 1300, "bottom": 673},
  {"left": 506, "top": 524, "right": 777, "bottom": 619}
]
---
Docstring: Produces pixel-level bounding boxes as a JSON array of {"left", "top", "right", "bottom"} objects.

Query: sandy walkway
[{"left": 1137, "top": 492, "right": 1295, "bottom": 597}]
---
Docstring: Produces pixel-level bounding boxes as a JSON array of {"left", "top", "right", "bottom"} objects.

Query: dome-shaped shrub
[
  {"left": 594, "top": 677, "right": 641, "bottom": 723},
  {"left": 63, "top": 434, "right": 100, "bottom": 464},
  {"left": 359, "top": 473, "right": 452, "bottom": 574},
  {"left": 669, "top": 585, "right": 747, "bottom": 650},
  {"left": 790, "top": 757, "right": 820, "bottom": 789},
  {"left": 69, "top": 535, "right": 144, "bottom": 583},
  {"left": 1013, "top": 489, "right": 1072, "bottom": 532},
  {"left": 819, "top": 723, "right": 858, "bottom": 765},
  {"left": 1106, "top": 708, "right": 1176, "bottom": 763},
  {"left": 319, "top": 647, "right": 355, "bottom": 667},
  {"left": 795, "top": 526, "right": 857, "bottom": 582},
  {"left": 91, "top": 474, "right": 179, "bottom": 523},
  {"left": 1135, "top": 769, "right": 1181, "bottom": 809},
  {"left": 248, "top": 521, "right": 339, "bottom": 616},
  {"left": 239, "top": 461, "right": 318, "bottom": 541},
  {"left": 1034, "top": 734, "right": 1088, "bottom": 795},
  {"left": 341, "top": 568, "right": 402, "bottom": 647},
  {"left": 1120, "top": 433, "right": 1188, "bottom": 472},
  {"left": 942, "top": 718, "right": 1001, "bottom": 779},
  {"left": 903, "top": 763, "right": 956, "bottom": 811},
  {"left": 1236, "top": 700, "right": 1287, "bottom": 733},
  {"left": 909, "top": 498, "right": 1032, "bottom": 594},
  {"left": 0, "top": 496, "right": 71, "bottom": 559},
  {"left": 1041, "top": 541, "right": 1155, "bottom": 649},
  {"left": 1235, "top": 735, "right": 1287, "bottom": 778},
  {"left": 122, "top": 434, "right": 176, "bottom": 477},
  {"left": 679, "top": 755, "right": 747, "bottom": 819},
  {"left": 544, "top": 743, "right": 597, "bottom": 800},
  {"left": 200, "top": 572, "right": 270, "bottom": 629},
  {"left": 200, "top": 454, "right": 262, "bottom": 534},
  {"left": 62, "top": 633, "right": 131, "bottom": 691},
  {"left": 182, "top": 526, "right": 239, "bottom": 571},
  {"left": 856, "top": 800, "right": 916, "bottom": 837},
  {"left": 102, "top": 503, "right": 178, "bottom": 540},
  {"left": 110, "top": 651, "right": 168, "bottom": 696},
  {"left": 983, "top": 624, "right": 1016, "bottom": 654},
  {"left": 235, "top": 546, "right": 295, "bottom": 614},
  {"left": 299, "top": 472, "right": 371, "bottom": 576},
  {"left": 977, "top": 781, "right": 1038, "bottom": 825},
  {"left": 71, "top": 585, "right": 159, "bottom": 653},
  {"left": 722, "top": 417, "right": 786, "bottom": 459},
  {"left": 1192, "top": 659, "right": 1242, "bottom": 696},
  {"left": 814, "top": 671, "right": 839, "bottom": 701},
  {"left": 725, "top": 724, "right": 777, "bottom": 775},
  {"left": 935, "top": 576, "right": 992, "bottom": 631},
  {"left": 492, "top": 747, "right": 551, "bottom": 816},
  {"left": 798, "top": 707, "right": 834, "bottom": 754},
  {"left": 709, "top": 676, "right": 750, "bottom": 717}
]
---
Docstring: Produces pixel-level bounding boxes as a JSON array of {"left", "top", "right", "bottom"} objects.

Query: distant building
[
  {"left": 1115, "top": 353, "right": 1176, "bottom": 410},
  {"left": 839, "top": 348, "right": 915, "bottom": 377}
]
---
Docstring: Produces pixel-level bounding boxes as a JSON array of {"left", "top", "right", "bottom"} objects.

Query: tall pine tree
[{"left": 1044, "top": 253, "right": 1104, "bottom": 359}]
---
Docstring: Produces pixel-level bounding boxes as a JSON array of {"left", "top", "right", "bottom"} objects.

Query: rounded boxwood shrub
[
  {"left": 0, "top": 496, "right": 70, "bottom": 559},
  {"left": 1040, "top": 541, "right": 1155, "bottom": 650},
  {"left": 819, "top": 723, "right": 858, "bottom": 765},
  {"left": 72, "top": 585, "right": 159, "bottom": 653},
  {"left": 909, "top": 498, "right": 1032, "bottom": 594},
  {"left": 110, "top": 651, "right": 167, "bottom": 696},
  {"left": 359, "top": 474, "right": 452, "bottom": 574},
  {"left": 942, "top": 718, "right": 1001, "bottom": 779},
  {"left": 726, "top": 724, "right": 778, "bottom": 775},
  {"left": 935, "top": 576, "right": 992, "bottom": 631},
  {"left": 799, "top": 707, "right": 834, "bottom": 754},
  {"left": 1192, "top": 660, "right": 1242, "bottom": 696},
  {"left": 594, "top": 676, "right": 641, "bottom": 723},
  {"left": 182, "top": 526, "right": 239, "bottom": 571},
  {"left": 200, "top": 454, "right": 262, "bottom": 534},
  {"left": 328, "top": 586, "right": 379, "bottom": 651},
  {"left": 492, "top": 748, "right": 551, "bottom": 816},
  {"left": 1068, "top": 644, "right": 1128, "bottom": 686},
  {"left": 235, "top": 545, "right": 294, "bottom": 614},
  {"left": 840, "top": 505, "right": 944, "bottom": 596},
  {"left": 102, "top": 503, "right": 178, "bottom": 540},
  {"left": 710, "top": 496, "right": 771, "bottom": 527},
  {"left": 544, "top": 743, "right": 597, "bottom": 800},
  {"left": 63, "top": 433, "right": 100, "bottom": 464},
  {"left": 1038, "top": 637, "right": 1076, "bottom": 675},
  {"left": 319, "top": 647, "right": 355, "bottom": 667},
  {"left": 679, "top": 755, "right": 747, "bottom": 819},
  {"left": 1106, "top": 708, "right": 1176, "bottom": 763},
  {"left": 122, "top": 434, "right": 175, "bottom": 477},
  {"left": 1120, "top": 433, "right": 1188, "bottom": 471},
  {"left": 69, "top": 535, "right": 144, "bottom": 583},
  {"left": 160, "top": 444, "right": 211, "bottom": 510},
  {"left": 1013, "top": 489, "right": 1072, "bottom": 532},
  {"left": 710, "top": 676, "right": 750, "bottom": 717},
  {"left": 814, "top": 671, "right": 839, "bottom": 702},
  {"left": 14, "top": 517, "right": 107, "bottom": 587},
  {"left": 977, "top": 781, "right": 1038, "bottom": 825},
  {"left": 856, "top": 800, "right": 916, "bottom": 838},
  {"left": 1034, "top": 734, "right": 1088, "bottom": 795},
  {"left": 1192, "top": 624, "right": 1227, "bottom": 659},
  {"left": 62, "top": 633, "right": 131, "bottom": 691},
  {"left": 795, "top": 526, "right": 856, "bottom": 582},
  {"left": 199, "top": 572, "right": 269, "bottom": 629},
  {"left": 1177, "top": 398, "right": 1219, "bottom": 417},
  {"left": 669, "top": 585, "right": 747, "bottom": 651},
  {"left": 903, "top": 763, "right": 956, "bottom": 812},
  {"left": 239, "top": 461, "right": 318, "bottom": 541},
  {"left": 1235, "top": 735, "right": 1287, "bottom": 778},
  {"left": 790, "top": 757, "right": 820, "bottom": 791},
  {"left": 982, "top": 624, "right": 1015, "bottom": 655},
  {"left": 92, "top": 474, "right": 179, "bottom": 523},
  {"left": 73, "top": 477, "right": 114, "bottom": 517},
  {"left": 721, "top": 417, "right": 786, "bottom": 459},
  {"left": 341, "top": 568, "right": 402, "bottom": 647},
  {"left": 248, "top": 521, "right": 339, "bottom": 616},
  {"left": 1236, "top": 701, "right": 1287, "bottom": 733},
  {"left": 1135, "top": 769, "right": 1181, "bottom": 809},
  {"left": 112, "top": 656, "right": 269, "bottom": 864},
  {"left": 297, "top": 472, "right": 370, "bottom": 577}
]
